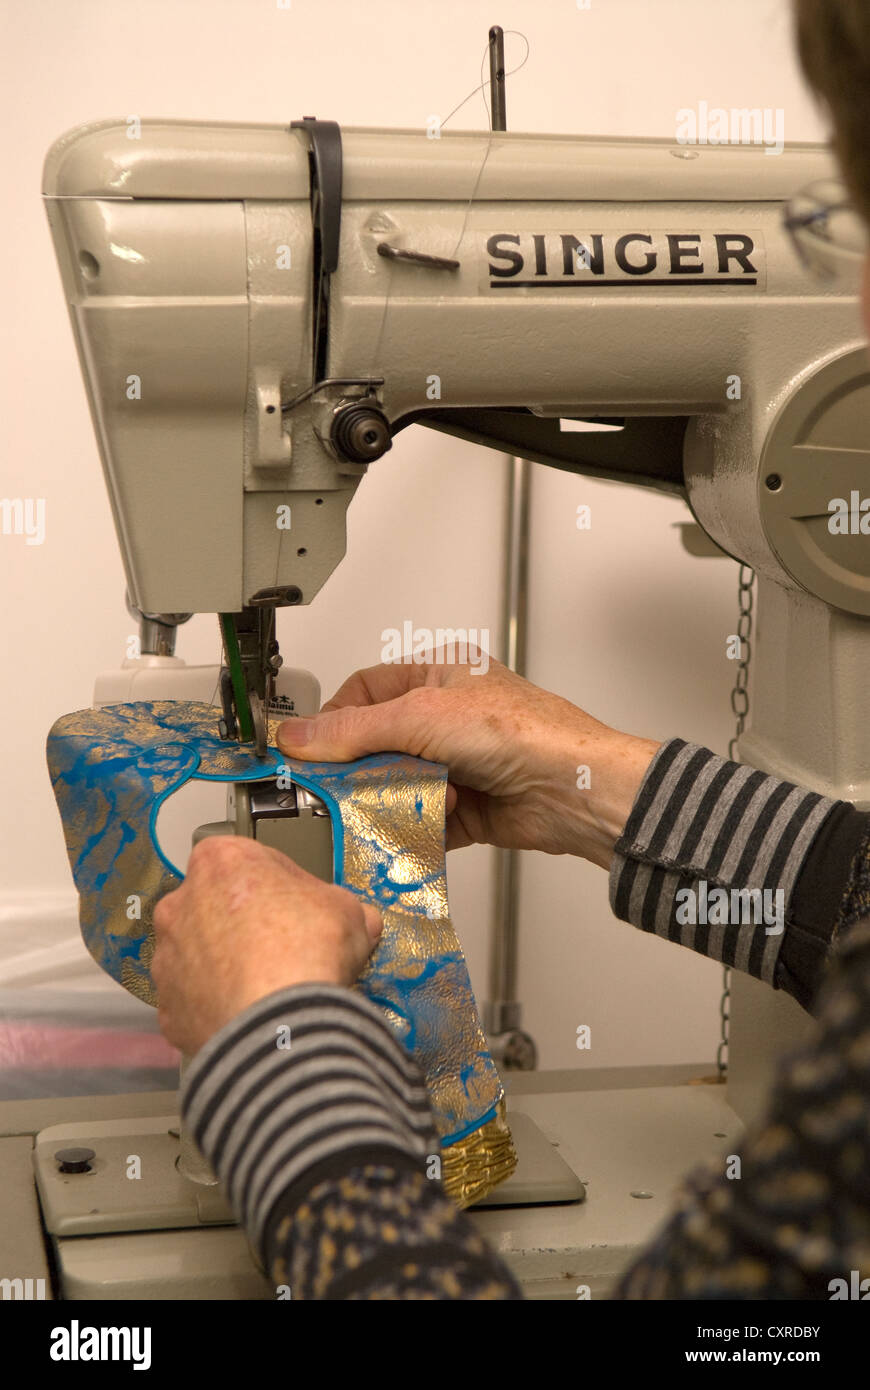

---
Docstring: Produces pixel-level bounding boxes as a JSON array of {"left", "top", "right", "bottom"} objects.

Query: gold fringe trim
[{"left": 440, "top": 1099, "right": 517, "bottom": 1208}]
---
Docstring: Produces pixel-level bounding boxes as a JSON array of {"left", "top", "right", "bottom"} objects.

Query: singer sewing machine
[{"left": 6, "top": 101, "right": 867, "bottom": 1301}]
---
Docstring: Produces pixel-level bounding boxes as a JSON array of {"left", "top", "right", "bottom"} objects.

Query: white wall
[{"left": 0, "top": 0, "right": 829, "bottom": 1067}]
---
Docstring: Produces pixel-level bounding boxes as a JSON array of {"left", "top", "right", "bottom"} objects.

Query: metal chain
[
  {"left": 718, "top": 562, "right": 756, "bottom": 1079},
  {"left": 728, "top": 563, "right": 755, "bottom": 761}
]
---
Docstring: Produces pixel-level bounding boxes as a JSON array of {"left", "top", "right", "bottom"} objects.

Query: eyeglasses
[{"left": 782, "top": 178, "right": 868, "bottom": 281}]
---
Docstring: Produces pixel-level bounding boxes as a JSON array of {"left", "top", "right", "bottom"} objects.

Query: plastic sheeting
[{"left": 0, "top": 895, "right": 177, "bottom": 1100}]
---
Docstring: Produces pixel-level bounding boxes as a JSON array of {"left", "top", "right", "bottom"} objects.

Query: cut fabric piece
[{"left": 46, "top": 701, "right": 516, "bottom": 1203}]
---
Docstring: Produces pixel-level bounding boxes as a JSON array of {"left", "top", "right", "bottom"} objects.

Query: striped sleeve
[
  {"left": 180, "top": 984, "right": 441, "bottom": 1263},
  {"left": 608, "top": 739, "right": 840, "bottom": 987}
]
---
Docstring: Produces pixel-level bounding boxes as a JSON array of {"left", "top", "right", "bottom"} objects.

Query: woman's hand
[
  {"left": 278, "top": 655, "right": 660, "bottom": 869},
  {"left": 152, "top": 835, "right": 382, "bottom": 1055}
]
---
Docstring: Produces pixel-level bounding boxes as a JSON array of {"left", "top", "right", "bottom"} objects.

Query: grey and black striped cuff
[
  {"left": 181, "top": 984, "right": 441, "bottom": 1258},
  {"left": 609, "top": 739, "right": 838, "bottom": 985}
]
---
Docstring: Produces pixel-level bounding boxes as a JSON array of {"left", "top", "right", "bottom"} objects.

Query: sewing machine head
[{"left": 43, "top": 118, "right": 868, "bottom": 771}]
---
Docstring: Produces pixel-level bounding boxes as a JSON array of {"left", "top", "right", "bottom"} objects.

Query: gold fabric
[{"left": 46, "top": 700, "right": 516, "bottom": 1204}]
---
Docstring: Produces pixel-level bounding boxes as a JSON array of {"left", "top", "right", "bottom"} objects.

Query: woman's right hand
[{"left": 276, "top": 654, "right": 660, "bottom": 870}]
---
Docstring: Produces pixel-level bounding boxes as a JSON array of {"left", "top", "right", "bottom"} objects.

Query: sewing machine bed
[{"left": 0, "top": 1062, "right": 730, "bottom": 1300}]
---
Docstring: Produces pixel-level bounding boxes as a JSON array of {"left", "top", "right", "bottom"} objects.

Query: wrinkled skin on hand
[
  {"left": 152, "top": 835, "right": 382, "bottom": 1055},
  {"left": 278, "top": 654, "right": 660, "bottom": 870}
]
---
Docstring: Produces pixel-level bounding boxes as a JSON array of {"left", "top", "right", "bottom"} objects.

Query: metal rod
[
  {"left": 488, "top": 26, "right": 507, "bottom": 132},
  {"left": 126, "top": 594, "right": 191, "bottom": 658},
  {"left": 484, "top": 25, "right": 526, "bottom": 1041},
  {"left": 504, "top": 456, "right": 530, "bottom": 676},
  {"left": 177, "top": 1056, "right": 220, "bottom": 1186},
  {"left": 486, "top": 456, "right": 531, "bottom": 1036},
  {"left": 219, "top": 613, "right": 255, "bottom": 744}
]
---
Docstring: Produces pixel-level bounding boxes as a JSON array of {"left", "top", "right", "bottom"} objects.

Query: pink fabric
[{"left": 0, "top": 1020, "right": 179, "bottom": 1069}]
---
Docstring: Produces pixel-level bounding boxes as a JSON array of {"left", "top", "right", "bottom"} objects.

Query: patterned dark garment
[
  {"left": 181, "top": 739, "right": 870, "bottom": 1299},
  {"left": 616, "top": 916, "right": 870, "bottom": 1299},
  {"left": 270, "top": 1164, "right": 522, "bottom": 1300}
]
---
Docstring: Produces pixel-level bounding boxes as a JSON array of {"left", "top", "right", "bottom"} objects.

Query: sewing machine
[{"left": 10, "top": 96, "right": 867, "bottom": 1300}]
